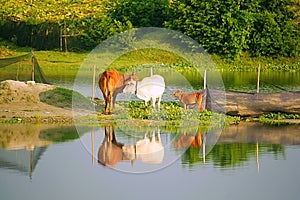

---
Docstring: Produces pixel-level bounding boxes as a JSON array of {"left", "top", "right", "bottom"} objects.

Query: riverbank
[
  {"left": 0, "top": 80, "right": 95, "bottom": 124},
  {"left": 0, "top": 80, "right": 299, "bottom": 126}
]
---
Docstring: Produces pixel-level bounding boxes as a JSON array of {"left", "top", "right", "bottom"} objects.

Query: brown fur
[
  {"left": 98, "top": 69, "right": 137, "bottom": 114},
  {"left": 173, "top": 89, "right": 204, "bottom": 111},
  {"left": 98, "top": 125, "right": 126, "bottom": 167}
]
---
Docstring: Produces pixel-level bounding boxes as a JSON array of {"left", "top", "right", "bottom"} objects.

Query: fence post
[
  {"left": 31, "top": 49, "right": 35, "bottom": 82},
  {"left": 201, "top": 69, "right": 207, "bottom": 110},
  {"left": 203, "top": 69, "right": 207, "bottom": 90},
  {"left": 256, "top": 64, "right": 261, "bottom": 94},
  {"left": 92, "top": 65, "right": 96, "bottom": 101}
]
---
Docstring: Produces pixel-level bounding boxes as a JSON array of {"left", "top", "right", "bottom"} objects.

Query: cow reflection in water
[
  {"left": 98, "top": 126, "right": 164, "bottom": 168},
  {"left": 173, "top": 129, "right": 203, "bottom": 149},
  {"left": 98, "top": 125, "right": 125, "bottom": 167},
  {"left": 122, "top": 130, "right": 164, "bottom": 164}
]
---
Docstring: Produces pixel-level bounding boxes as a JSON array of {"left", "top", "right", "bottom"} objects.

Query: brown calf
[
  {"left": 173, "top": 130, "right": 203, "bottom": 149},
  {"left": 173, "top": 89, "right": 204, "bottom": 111}
]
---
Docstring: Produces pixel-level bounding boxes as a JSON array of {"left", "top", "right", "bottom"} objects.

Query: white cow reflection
[
  {"left": 98, "top": 126, "right": 164, "bottom": 168},
  {"left": 122, "top": 130, "right": 164, "bottom": 164}
]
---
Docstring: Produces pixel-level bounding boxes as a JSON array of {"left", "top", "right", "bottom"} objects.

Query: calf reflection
[
  {"left": 122, "top": 130, "right": 164, "bottom": 164},
  {"left": 173, "top": 129, "right": 203, "bottom": 149},
  {"left": 98, "top": 125, "right": 125, "bottom": 167}
]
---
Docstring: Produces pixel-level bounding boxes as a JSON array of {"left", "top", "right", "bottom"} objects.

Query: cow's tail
[{"left": 99, "top": 72, "right": 109, "bottom": 98}]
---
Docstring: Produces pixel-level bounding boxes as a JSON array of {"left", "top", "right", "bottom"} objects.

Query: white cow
[
  {"left": 122, "top": 130, "right": 164, "bottom": 164},
  {"left": 123, "top": 75, "right": 165, "bottom": 110}
]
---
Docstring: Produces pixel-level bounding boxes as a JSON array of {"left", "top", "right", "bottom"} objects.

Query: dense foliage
[
  {"left": 165, "top": 0, "right": 300, "bottom": 58},
  {"left": 1, "top": 0, "right": 299, "bottom": 58}
]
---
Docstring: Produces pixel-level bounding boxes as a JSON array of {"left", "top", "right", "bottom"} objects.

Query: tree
[
  {"left": 165, "top": 0, "right": 300, "bottom": 58},
  {"left": 0, "top": 0, "right": 132, "bottom": 51},
  {"left": 109, "top": 0, "right": 168, "bottom": 27},
  {"left": 248, "top": 0, "right": 300, "bottom": 57}
]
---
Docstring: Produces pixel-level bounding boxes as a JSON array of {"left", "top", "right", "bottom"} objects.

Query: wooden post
[
  {"left": 31, "top": 53, "right": 35, "bottom": 81},
  {"left": 203, "top": 69, "right": 207, "bottom": 90},
  {"left": 256, "top": 64, "right": 261, "bottom": 94},
  {"left": 63, "top": 20, "right": 68, "bottom": 52},
  {"left": 60, "top": 27, "right": 63, "bottom": 51},
  {"left": 202, "top": 69, "right": 207, "bottom": 110},
  {"left": 92, "top": 65, "right": 96, "bottom": 101},
  {"left": 150, "top": 67, "right": 153, "bottom": 76}
]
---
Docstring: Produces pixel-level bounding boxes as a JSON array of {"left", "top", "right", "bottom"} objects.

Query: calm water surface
[
  {"left": 1, "top": 123, "right": 299, "bottom": 200},
  {"left": 1, "top": 64, "right": 300, "bottom": 200}
]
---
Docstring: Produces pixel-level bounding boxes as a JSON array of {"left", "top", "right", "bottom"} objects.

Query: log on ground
[{"left": 205, "top": 89, "right": 300, "bottom": 116}]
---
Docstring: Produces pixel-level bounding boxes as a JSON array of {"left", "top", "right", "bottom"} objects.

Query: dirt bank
[{"left": 0, "top": 80, "right": 95, "bottom": 123}]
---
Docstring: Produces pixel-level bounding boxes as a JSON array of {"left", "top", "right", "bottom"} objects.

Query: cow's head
[
  {"left": 123, "top": 73, "right": 138, "bottom": 85},
  {"left": 123, "top": 78, "right": 137, "bottom": 94}
]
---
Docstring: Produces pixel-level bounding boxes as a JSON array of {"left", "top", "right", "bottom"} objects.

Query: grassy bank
[{"left": 1, "top": 39, "right": 300, "bottom": 72}]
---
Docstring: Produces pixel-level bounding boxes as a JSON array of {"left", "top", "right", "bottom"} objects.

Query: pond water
[
  {"left": 1, "top": 123, "right": 299, "bottom": 200},
  {"left": 1, "top": 62, "right": 299, "bottom": 200},
  {"left": 69, "top": 68, "right": 300, "bottom": 99},
  {"left": 1, "top": 64, "right": 299, "bottom": 97}
]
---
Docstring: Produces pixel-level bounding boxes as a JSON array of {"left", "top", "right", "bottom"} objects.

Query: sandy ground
[{"left": 0, "top": 80, "right": 95, "bottom": 123}]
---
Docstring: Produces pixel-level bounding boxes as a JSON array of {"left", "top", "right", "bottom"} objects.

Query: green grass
[
  {"left": 39, "top": 86, "right": 93, "bottom": 109},
  {"left": 258, "top": 112, "right": 300, "bottom": 125},
  {"left": 107, "top": 101, "right": 240, "bottom": 127},
  {"left": 211, "top": 53, "right": 300, "bottom": 72},
  {"left": 1, "top": 38, "right": 300, "bottom": 73}
]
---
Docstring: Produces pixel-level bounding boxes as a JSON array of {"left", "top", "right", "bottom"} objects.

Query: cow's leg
[
  {"left": 112, "top": 91, "right": 118, "bottom": 109},
  {"left": 106, "top": 92, "right": 113, "bottom": 114},
  {"left": 157, "top": 96, "right": 161, "bottom": 110},
  {"left": 144, "top": 101, "right": 148, "bottom": 107},
  {"left": 196, "top": 95, "right": 203, "bottom": 111},
  {"left": 109, "top": 92, "right": 114, "bottom": 114},
  {"left": 104, "top": 99, "right": 108, "bottom": 113},
  {"left": 151, "top": 97, "right": 155, "bottom": 110}
]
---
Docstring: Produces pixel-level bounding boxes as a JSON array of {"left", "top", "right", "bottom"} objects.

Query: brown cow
[
  {"left": 173, "top": 89, "right": 204, "bottom": 111},
  {"left": 99, "top": 69, "right": 138, "bottom": 114}
]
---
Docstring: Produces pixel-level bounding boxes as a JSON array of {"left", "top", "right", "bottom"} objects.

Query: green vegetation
[
  {"left": 39, "top": 86, "right": 93, "bottom": 109},
  {"left": 258, "top": 112, "right": 300, "bottom": 125},
  {"left": 182, "top": 142, "right": 285, "bottom": 169},
  {"left": 0, "top": 81, "right": 15, "bottom": 103},
  {"left": 166, "top": 0, "right": 300, "bottom": 58},
  {"left": 1, "top": 39, "right": 299, "bottom": 76},
  {"left": 1, "top": 0, "right": 299, "bottom": 59},
  {"left": 100, "top": 101, "right": 240, "bottom": 127},
  {"left": 38, "top": 126, "right": 80, "bottom": 143}
]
